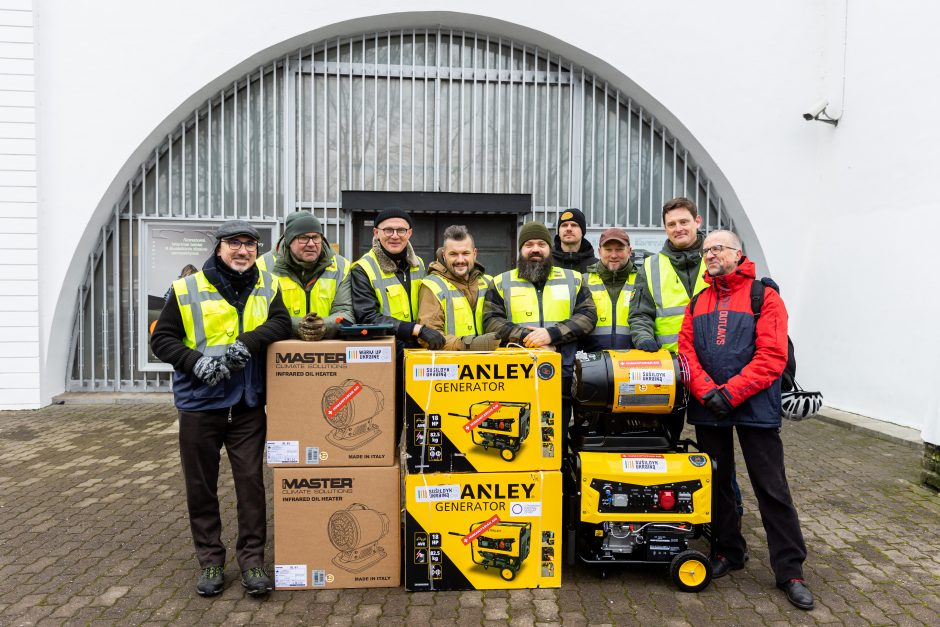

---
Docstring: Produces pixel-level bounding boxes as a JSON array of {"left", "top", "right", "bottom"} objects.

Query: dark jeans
[
  {"left": 178, "top": 402, "right": 267, "bottom": 571},
  {"left": 695, "top": 424, "right": 807, "bottom": 583}
]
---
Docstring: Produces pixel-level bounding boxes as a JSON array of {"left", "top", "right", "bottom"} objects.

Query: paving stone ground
[{"left": 0, "top": 403, "right": 938, "bottom": 626}]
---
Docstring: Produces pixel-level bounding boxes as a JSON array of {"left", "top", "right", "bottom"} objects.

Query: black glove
[
  {"left": 192, "top": 355, "right": 231, "bottom": 387},
  {"left": 465, "top": 333, "right": 500, "bottom": 351},
  {"left": 702, "top": 388, "right": 733, "bottom": 417},
  {"left": 418, "top": 325, "right": 446, "bottom": 350},
  {"left": 298, "top": 313, "right": 326, "bottom": 341},
  {"left": 636, "top": 339, "right": 659, "bottom": 353},
  {"left": 221, "top": 339, "right": 251, "bottom": 371}
]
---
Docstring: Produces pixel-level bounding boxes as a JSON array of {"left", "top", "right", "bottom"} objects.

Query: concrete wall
[{"left": 26, "top": 1, "right": 940, "bottom": 443}]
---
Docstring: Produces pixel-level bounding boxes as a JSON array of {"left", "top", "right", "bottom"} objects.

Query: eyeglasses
[
  {"left": 703, "top": 244, "right": 738, "bottom": 256},
  {"left": 295, "top": 234, "right": 322, "bottom": 245},
  {"left": 224, "top": 239, "right": 259, "bottom": 251},
  {"left": 380, "top": 227, "right": 410, "bottom": 237}
]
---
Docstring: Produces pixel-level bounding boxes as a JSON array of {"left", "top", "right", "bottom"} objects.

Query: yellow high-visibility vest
[
  {"left": 643, "top": 253, "right": 707, "bottom": 352},
  {"left": 173, "top": 269, "right": 279, "bottom": 357},
  {"left": 422, "top": 274, "right": 491, "bottom": 335},
  {"left": 492, "top": 267, "right": 581, "bottom": 325},
  {"left": 354, "top": 249, "right": 426, "bottom": 322},
  {"left": 584, "top": 271, "right": 636, "bottom": 339},
  {"left": 273, "top": 255, "right": 349, "bottom": 322}
]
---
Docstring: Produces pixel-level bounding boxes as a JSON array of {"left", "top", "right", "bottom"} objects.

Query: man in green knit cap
[
  {"left": 258, "top": 211, "right": 353, "bottom": 340},
  {"left": 484, "top": 220, "right": 596, "bottom": 447}
]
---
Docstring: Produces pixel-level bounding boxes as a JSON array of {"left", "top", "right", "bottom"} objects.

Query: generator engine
[{"left": 567, "top": 349, "right": 713, "bottom": 592}]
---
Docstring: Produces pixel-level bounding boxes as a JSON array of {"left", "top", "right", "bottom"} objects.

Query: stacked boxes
[
  {"left": 266, "top": 339, "right": 400, "bottom": 590},
  {"left": 403, "top": 349, "right": 563, "bottom": 590}
]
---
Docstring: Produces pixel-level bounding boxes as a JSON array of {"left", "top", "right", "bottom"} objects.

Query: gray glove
[
  {"left": 192, "top": 355, "right": 231, "bottom": 387},
  {"left": 465, "top": 333, "right": 500, "bottom": 351},
  {"left": 635, "top": 339, "right": 660, "bottom": 353},
  {"left": 221, "top": 339, "right": 251, "bottom": 372},
  {"left": 298, "top": 313, "right": 326, "bottom": 341}
]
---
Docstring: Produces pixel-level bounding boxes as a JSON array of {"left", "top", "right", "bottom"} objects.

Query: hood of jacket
[
  {"left": 552, "top": 234, "right": 597, "bottom": 264},
  {"left": 371, "top": 237, "right": 422, "bottom": 273}
]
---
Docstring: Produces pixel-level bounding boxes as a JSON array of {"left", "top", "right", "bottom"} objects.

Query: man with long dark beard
[{"left": 484, "top": 221, "right": 596, "bottom": 447}]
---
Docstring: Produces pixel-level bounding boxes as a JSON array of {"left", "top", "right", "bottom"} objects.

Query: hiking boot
[
  {"left": 196, "top": 565, "right": 225, "bottom": 597},
  {"left": 241, "top": 566, "right": 272, "bottom": 597}
]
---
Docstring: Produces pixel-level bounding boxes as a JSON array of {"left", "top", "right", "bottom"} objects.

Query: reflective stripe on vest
[
  {"left": 256, "top": 250, "right": 275, "bottom": 273},
  {"left": 644, "top": 253, "right": 707, "bottom": 351},
  {"left": 422, "top": 274, "right": 490, "bottom": 336},
  {"left": 584, "top": 271, "right": 635, "bottom": 338},
  {"left": 495, "top": 267, "right": 579, "bottom": 326},
  {"left": 174, "top": 269, "right": 278, "bottom": 357},
  {"left": 275, "top": 254, "right": 349, "bottom": 321},
  {"left": 354, "top": 250, "right": 426, "bottom": 322}
]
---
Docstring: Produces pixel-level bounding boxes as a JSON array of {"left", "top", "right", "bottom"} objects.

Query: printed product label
[
  {"left": 274, "top": 564, "right": 307, "bottom": 588},
  {"left": 411, "top": 364, "right": 459, "bottom": 380},
  {"left": 266, "top": 440, "right": 300, "bottom": 465},
  {"left": 621, "top": 454, "right": 667, "bottom": 473},
  {"left": 305, "top": 447, "right": 320, "bottom": 465},
  {"left": 414, "top": 484, "right": 461, "bottom": 502},
  {"left": 629, "top": 369, "right": 675, "bottom": 385},
  {"left": 346, "top": 346, "right": 392, "bottom": 363}
]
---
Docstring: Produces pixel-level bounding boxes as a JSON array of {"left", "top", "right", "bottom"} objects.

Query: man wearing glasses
[
  {"left": 679, "top": 230, "right": 814, "bottom": 611},
  {"left": 151, "top": 220, "right": 291, "bottom": 598},
  {"left": 257, "top": 211, "right": 352, "bottom": 341}
]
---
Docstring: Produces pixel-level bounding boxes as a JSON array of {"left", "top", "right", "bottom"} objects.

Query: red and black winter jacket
[{"left": 679, "top": 257, "right": 788, "bottom": 428}]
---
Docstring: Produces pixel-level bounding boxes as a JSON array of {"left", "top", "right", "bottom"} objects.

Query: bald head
[{"left": 703, "top": 230, "right": 743, "bottom": 276}]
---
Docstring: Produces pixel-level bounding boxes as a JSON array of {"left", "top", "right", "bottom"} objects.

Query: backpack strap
[
  {"left": 689, "top": 290, "right": 702, "bottom": 316},
  {"left": 750, "top": 279, "right": 765, "bottom": 319}
]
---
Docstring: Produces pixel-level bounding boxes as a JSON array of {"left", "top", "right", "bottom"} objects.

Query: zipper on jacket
[
  {"left": 536, "top": 287, "right": 545, "bottom": 327},
  {"left": 227, "top": 406, "right": 233, "bottom": 424}
]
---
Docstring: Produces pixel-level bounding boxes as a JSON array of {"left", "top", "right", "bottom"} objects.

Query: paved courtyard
[{"left": 0, "top": 402, "right": 938, "bottom": 626}]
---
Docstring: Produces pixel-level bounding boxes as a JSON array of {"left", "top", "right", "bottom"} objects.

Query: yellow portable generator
[
  {"left": 565, "top": 349, "right": 715, "bottom": 592},
  {"left": 448, "top": 401, "right": 531, "bottom": 461},
  {"left": 449, "top": 520, "right": 532, "bottom": 581}
]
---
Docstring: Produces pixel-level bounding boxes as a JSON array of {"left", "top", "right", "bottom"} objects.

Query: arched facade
[{"left": 66, "top": 27, "right": 744, "bottom": 392}]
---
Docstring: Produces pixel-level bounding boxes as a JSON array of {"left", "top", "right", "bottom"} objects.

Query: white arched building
[{"left": 5, "top": 2, "right": 939, "bottom": 458}]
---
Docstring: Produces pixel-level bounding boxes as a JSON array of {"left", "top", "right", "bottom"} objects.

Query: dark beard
[{"left": 516, "top": 254, "right": 552, "bottom": 284}]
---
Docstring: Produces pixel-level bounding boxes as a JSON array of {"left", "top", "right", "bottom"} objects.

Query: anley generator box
[
  {"left": 273, "top": 464, "right": 401, "bottom": 590},
  {"left": 405, "top": 470, "right": 562, "bottom": 591},
  {"left": 404, "top": 349, "right": 561, "bottom": 473},
  {"left": 266, "top": 339, "right": 396, "bottom": 467}
]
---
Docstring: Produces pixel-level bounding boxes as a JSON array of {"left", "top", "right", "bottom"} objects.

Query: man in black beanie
[
  {"left": 484, "top": 220, "right": 597, "bottom": 447},
  {"left": 552, "top": 208, "right": 598, "bottom": 273}
]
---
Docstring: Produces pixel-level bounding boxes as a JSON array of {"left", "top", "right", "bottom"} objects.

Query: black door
[{"left": 345, "top": 191, "right": 530, "bottom": 276}]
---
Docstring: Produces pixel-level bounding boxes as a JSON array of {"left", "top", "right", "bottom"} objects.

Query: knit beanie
[
  {"left": 518, "top": 221, "right": 552, "bottom": 250},
  {"left": 283, "top": 210, "right": 324, "bottom": 245},
  {"left": 374, "top": 207, "right": 413, "bottom": 228},
  {"left": 557, "top": 208, "right": 587, "bottom": 235}
]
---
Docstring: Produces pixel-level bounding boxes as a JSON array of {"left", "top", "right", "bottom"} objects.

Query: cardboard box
[
  {"left": 266, "top": 339, "right": 396, "bottom": 467},
  {"left": 404, "top": 470, "right": 562, "bottom": 591},
  {"left": 404, "top": 349, "right": 561, "bottom": 473},
  {"left": 273, "top": 464, "right": 401, "bottom": 590}
]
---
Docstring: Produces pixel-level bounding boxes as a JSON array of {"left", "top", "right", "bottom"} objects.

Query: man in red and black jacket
[{"left": 679, "top": 229, "right": 814, "bottom": 611}]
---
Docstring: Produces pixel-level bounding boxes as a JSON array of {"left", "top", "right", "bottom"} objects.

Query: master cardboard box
[
  {"left": 266, "top": 339, "right": 396, "bottom": 467},
  {"left": 404, "top": 349, "right": 561, "bottom": 473},
  {"left": 404, "top": 470, "right": 562, "bottom": 591},
  {"left": 273, "top": 464, "right": 400, "bottom": 590}
]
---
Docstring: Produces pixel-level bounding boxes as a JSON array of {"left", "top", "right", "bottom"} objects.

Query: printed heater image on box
[
  {"left": 322, "top": 379, "right": 384, "bottom": 450},
  {"left": 328, "top": 503, "right": 390, "bottom": 573}
]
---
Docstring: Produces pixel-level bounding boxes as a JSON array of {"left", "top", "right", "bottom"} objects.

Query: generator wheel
[
  {"left": 500, "top": 567, "right": 515, "bottom": 581},
  {"left": 500, "top": 448, "right": 515, "bottom": 461},
  {"left": 670, "top": 550, "right": 712, "bottom": 592}
]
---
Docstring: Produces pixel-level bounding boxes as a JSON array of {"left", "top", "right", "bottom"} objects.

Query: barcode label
[
  {"left": 306, "top": 447, "right": 320, "bottom": 465},
  {"left": 312, "top": 570, "right": 326, "bottom": 587}
]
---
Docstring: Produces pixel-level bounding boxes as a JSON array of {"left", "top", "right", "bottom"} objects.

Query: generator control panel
[{"left": 590, "top": 479, "right": 702, "bottom": 514}]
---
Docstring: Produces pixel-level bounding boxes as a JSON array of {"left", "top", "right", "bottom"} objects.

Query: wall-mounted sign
[{"left": 138, "top": 219, "right": 275, "bottom": 372}]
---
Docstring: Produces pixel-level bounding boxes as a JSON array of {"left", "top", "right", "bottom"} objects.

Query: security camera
[{"left": 802, "top": 100, "right": 829, "bottom": 121}]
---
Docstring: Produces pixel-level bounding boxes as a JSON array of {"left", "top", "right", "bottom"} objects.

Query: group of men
[{"left": 151, "top": 198, "right": 813, "bottom": 611}]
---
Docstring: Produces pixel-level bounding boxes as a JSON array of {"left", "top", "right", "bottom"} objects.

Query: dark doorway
[{"left": 344, "top": 191, "right": 531, "bottom": 275}]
